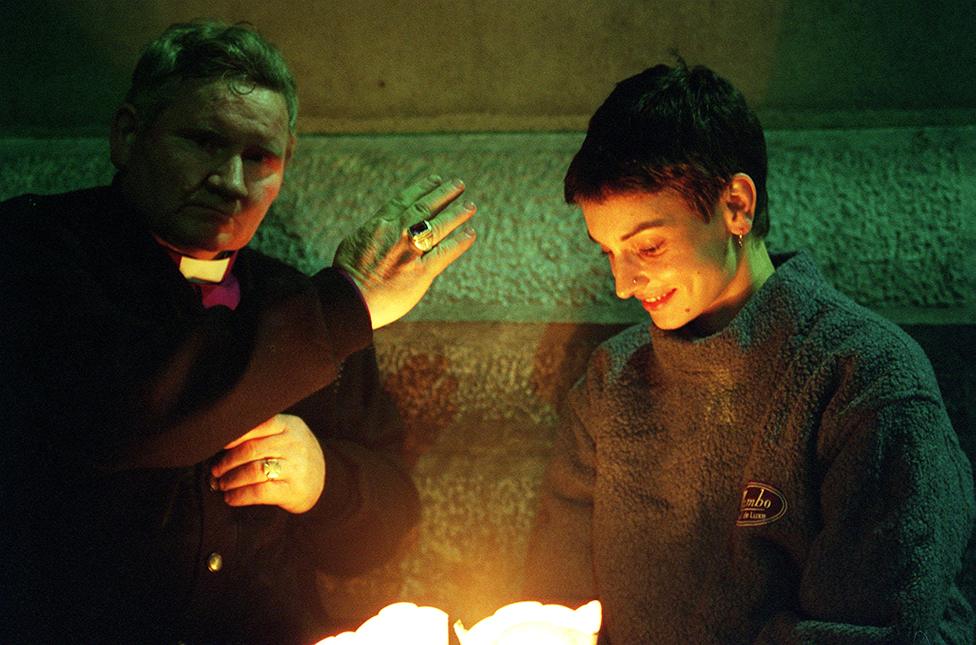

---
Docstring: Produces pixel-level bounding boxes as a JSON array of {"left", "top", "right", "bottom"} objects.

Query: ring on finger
[
  {"left": 262, "top": 458, "right": 282, "bottom": 481},
  {"left": 408, "top": 219, "right": 435, "bottom": 253}
]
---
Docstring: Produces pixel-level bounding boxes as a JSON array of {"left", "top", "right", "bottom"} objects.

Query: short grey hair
[{"left": 125, "top": 19, "right": 298, "bottom": 132}]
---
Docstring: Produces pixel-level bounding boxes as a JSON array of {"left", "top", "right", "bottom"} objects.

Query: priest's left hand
[{"left": 210, "top": 414, "right": 326, "bottom": 514}]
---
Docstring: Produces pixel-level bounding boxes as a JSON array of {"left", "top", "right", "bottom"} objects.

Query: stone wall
[{"left": 2, "top": 128, "right": 973, "bottom": 323}]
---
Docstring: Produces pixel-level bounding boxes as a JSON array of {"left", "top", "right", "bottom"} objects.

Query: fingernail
[
  {"left": 453, "top": 178, "right": 465, "bottom": 188},
  {"left": 464, "top": 201, "right": 476, "bottom": 211},
  {"left": 209, "top": 476, "right": 220, "bottom": 492},
  {"left": 464, "top": 225, "right": 476, "bottom": 238}
]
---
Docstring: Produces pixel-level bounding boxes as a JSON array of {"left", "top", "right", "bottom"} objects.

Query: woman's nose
[{"left": 614, "top": 262, "right": 648, "bottom": 300}]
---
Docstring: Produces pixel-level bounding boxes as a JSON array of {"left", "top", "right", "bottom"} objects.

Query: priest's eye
[
  {"left": 243, "top": 149, "right": 277, "bottom": 168},
  {"left": 185, "top": 130, "right": 224, "bottom": 155},
  {"left": 242, "top": 147, "right": 268, "bottom": 162}
]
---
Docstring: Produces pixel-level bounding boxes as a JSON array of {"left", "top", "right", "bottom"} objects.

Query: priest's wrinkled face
[
  {"left": 582, "top": 187, "right": 753, "bottom": 334},
  {"left": 110, "top": 78, "right": 293, "bottom": 259}
]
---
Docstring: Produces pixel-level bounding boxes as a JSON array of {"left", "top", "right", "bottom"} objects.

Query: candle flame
[
  {"left": 312, "top": 602, "right": 449, "bottom": 645},
  {"left": 454, "top": 600, "right": 601, "bottom": 645}
]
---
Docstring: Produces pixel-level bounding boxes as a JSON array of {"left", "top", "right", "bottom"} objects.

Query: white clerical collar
[
  {"left": 177, "top": 254, "right": 233, "bottom": 283},
  {"left": 153, "top": 234, "right": 236, "bottom": 284}
]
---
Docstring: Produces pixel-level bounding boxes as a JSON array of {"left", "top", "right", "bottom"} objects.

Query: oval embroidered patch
[{"left": 736, "top": 481, "right": 788, "bottom": 527}]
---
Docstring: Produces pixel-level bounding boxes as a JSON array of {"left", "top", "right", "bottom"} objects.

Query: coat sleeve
[
  {"left": 523, "top": 373, "right": 600, "bottom": 606},
  {"left": 756, "top": 380, "right": 975, "bottom": 643},
  {"left": 286, "top": 345, "right": 421, "bottom": 574}
]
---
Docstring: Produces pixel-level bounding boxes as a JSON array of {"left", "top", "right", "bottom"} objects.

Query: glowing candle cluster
[{"left": 313, "top": 600, "right": 601, "bottom": 645}]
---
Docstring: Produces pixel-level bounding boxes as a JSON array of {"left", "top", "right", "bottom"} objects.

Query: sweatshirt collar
[{"left": 648, "top": 252, "right": 822, "bottom": 372}]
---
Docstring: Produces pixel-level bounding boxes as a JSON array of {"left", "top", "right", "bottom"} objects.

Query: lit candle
[
  {"left": 312, "top": 602, "right": 449, "bottom": 645},
  {"left": 454, "top": 600, "right": 602, "bottom": 645}
]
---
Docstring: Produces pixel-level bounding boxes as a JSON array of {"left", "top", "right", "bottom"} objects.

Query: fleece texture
[{"left": 526, "top": 252, "right": 975, "bottom": 644}]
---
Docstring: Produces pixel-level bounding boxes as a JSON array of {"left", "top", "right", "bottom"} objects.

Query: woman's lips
[{"left": 641, "top": 288, "right": 676, "bottom": 312}]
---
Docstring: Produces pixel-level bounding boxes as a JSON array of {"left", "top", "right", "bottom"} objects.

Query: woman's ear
[
  {"left": 109, "top": 104, "right": 140, "bottom": 171},
  {"left": 721, "top": 173, "right": 757, "bottom": 236}
]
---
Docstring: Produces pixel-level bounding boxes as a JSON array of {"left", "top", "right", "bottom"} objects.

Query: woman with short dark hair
[{"left": 526, "top": 61, "right": 975, "bottom": 644}]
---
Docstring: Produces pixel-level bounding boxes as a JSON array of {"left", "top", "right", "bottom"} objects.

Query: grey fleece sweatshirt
[{"left": 526, "top": 252, "right": 975, "bottom": 644}]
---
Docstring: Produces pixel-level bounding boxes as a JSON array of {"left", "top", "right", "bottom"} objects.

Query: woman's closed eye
[{"left": 638, "top": 241, "right": 665, "bottom": 257}]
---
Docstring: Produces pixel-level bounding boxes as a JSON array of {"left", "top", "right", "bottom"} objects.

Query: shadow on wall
[
  {"left": 1, "top": 2, "right": 136, "bottom": 133},
  {"left": 759, "top": 0, "right": 976, "bottom": 123},
  {"left": 4, "top": 0, "right": 976, "bottom": 134}
]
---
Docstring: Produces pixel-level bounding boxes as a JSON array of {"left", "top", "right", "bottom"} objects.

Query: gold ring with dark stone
[{"left": 408, "top": 219, "right": 435, "bottom": 253}]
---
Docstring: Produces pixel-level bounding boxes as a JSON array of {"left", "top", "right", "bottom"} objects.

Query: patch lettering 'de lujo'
[{"left": 736, "top": 481, "right": 788, "bottom": 527}]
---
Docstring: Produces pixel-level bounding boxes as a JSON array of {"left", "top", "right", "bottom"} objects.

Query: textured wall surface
[
  {"left": 2, "top": 127, "right": 973, "bottom": 324},
  {"left": 374, "top": 322, "right": 596, "bottom": 625},
  {"left": 314, "top": 322, "right": 620, "bottom": 629},
  {"left": 3, "top": 0, "right": 975, "bottom": 134}
]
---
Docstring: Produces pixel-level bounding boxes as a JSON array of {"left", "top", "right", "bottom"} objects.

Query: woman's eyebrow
[
  {"left": 620, "top": 220, "right": 667, "bottom": 241},
  {"left": 587, "top": 220, "right": 667, "bottom": 245}
]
